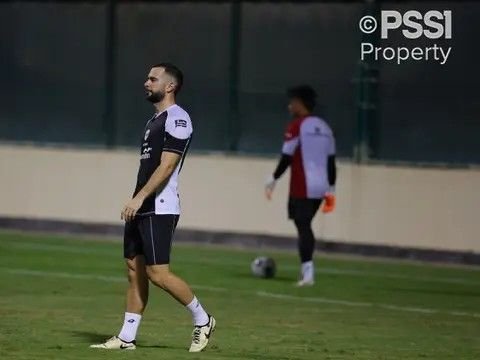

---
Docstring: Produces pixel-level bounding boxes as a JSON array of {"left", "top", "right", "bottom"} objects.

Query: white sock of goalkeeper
[
  {"left": 118, "top": 312, "right": 142, "bottom": 342},
  {"left": 301, "top": 260, "right": 314, "bottom": 281},
  {"left": 186, "top": 296, "right": 209, "bottom": 326}
]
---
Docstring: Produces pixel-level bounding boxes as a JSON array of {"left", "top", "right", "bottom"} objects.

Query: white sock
[
  {"left": 118, "top": 312, "right": 142, "bottom": 342},
  {"left": 186, "top": 296, "right": 209, "bottom": 326},
  {"left": 301, "top": 261, "right": 314, "bottom": 281}
]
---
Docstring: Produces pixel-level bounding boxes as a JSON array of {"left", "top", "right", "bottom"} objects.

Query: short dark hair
[
  {"left": 152, "top": 62, "right": 184, "bottom": 94},
  {"left": 287, "top": 85, "right": 317, "bottom": 111}
]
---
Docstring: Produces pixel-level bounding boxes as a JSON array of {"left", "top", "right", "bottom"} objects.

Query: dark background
[{"left": 0, "top": 1, "right": 478, "bottom": 164}]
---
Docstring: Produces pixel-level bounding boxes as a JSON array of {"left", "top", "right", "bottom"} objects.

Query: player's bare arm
[{"left": 121, "top": 151, "right": 181, "bottom": 221}]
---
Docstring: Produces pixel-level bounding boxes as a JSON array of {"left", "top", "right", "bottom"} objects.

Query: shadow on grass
[
  {"left": 70, "top": 331, "right": 112, "bottom": 344},
  {"left": 136, "top": 344, "right": 185, "bottom": 350},
  {"left": 70, "top": 330, "right": 185, "bottom": 350},
  {"left": 233, "top": 272, "right": 295, "bottom": 283}
]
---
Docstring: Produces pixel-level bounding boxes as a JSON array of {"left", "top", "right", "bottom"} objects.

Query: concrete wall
[{"left": 0, "top": 144, "right": 478, "bottom": 252}]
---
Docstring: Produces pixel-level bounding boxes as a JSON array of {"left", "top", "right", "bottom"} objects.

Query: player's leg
[
  {"left": 293, "top": 217, "right": 315, "bottom": 284},
  {"left": 146, "top": 264, "right": 215, "bottom": 352},
  {"left": 140, "top": 214, "right": 215, "bottom": 352},
  {"left": 117, "top": 255, "right": 149, "bottom": 343},
  {"left": 146, "top": 264, "right": 193, "bottom": 303},
  {"left": 289, "top": 198, "right": 322, "bottom": 286},
  {"left": 124, "top": 255, "right": 149, "bottom": 314},
  {"left": 91, "top": 220, "right": 148, "bottom": 350}
]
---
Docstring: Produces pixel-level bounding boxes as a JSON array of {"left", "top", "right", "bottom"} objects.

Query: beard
[{"left": 146, "top": 90, "right": 165, "bottom": 103}]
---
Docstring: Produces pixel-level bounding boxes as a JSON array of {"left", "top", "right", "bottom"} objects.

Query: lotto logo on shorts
[{"left": 358, "top": 10, "right": 453, "bottom": 65}]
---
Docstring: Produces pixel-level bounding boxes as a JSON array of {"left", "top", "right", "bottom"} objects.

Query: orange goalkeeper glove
[{"left": 322, "top": 192, "right": 336, "bottom": 213}]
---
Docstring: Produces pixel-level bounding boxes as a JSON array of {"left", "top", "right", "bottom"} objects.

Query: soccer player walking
[
  {"left": 265, "top": 85, "right": 337, "bottom": 286},
  {"left": 91, "top": 63, "right": 215, "bottom": 352}
]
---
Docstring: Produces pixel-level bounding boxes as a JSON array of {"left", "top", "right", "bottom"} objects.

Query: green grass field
[{"left": 0, "top": 231, "right": 479, "bottom": 360}]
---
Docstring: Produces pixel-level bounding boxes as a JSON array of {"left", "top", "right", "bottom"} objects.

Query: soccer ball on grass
[{"left": 250, "top": 256, "right": 276, "bottom": 279}]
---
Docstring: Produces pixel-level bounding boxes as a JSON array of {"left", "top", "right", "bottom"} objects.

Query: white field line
[
  {"left": 4, "top": 268, "right": 227, "bottom": 293},
  {"left": 256, "top": 291, "right": 372, "bottom": 307},
  {"left": 256, "top": 291, "right": 480, "bottom": 319},
  {"left": 2, "top": 267, "right": 480, "bottom": 319},
  {"left": 3, "top": 240, "right": 480, "bottom": 286}
]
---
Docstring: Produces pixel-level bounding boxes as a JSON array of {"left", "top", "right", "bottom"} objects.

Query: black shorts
[
  {"left": 123, "top": 214, "right": 179, "bottom": 265},
  {"left": 288, "top": 198, "right": 322, "bottom": 220}
]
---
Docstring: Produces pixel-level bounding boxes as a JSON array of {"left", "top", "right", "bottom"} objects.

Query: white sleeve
[
  {"left": 165, "top": 116, "right": 192, "bottom": 139},
  {"left": 163, "top": 116, "right": 192, "bottom": 155},
  {"left": 282, "top": 138, "right": 300, "bottom": 155}
]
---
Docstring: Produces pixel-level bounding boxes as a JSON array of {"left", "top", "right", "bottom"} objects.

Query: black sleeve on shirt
[
  {"left": 273, "top": 154, "right": 292, "bottom": 180},
  {"left": 163, "top": 132, "right": 189, "bottom": 155},
  {"left": 327, "top": 155, "right": 336, "bottom": 186}
]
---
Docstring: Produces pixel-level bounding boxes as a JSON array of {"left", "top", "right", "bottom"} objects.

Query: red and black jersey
[{"left": 281, "top": 116, "right": 335, "bottom": 199}]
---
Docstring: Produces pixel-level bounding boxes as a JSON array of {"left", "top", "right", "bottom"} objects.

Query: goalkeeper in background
[{"left": 265, "top": 85, "right": 336, "bottom": 286}]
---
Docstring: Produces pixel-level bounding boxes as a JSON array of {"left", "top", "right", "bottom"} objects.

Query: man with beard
[{"left": 91, "top": 63, "right": 216, "bottom": 352}]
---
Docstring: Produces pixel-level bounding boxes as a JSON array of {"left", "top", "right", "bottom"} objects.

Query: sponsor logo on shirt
[
  {"left": 175, "top": 119, "right": 187, "bottom": 128},
  {"left": 140, "top": 147, "right": 152, "bottom": 160},
  {"left": 306, "top": 127, "right": 323, "bottom": 136}
]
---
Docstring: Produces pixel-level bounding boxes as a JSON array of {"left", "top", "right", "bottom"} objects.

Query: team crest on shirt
[{"left": 144, "top": 129, "right": 150, "bottom": 141}]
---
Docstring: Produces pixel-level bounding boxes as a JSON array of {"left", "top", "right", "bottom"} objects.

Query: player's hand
[
  {"left": 265, "top": 175, "right": 276, "bottom": 201},
  {"left": 322, "top": 193, "right": 336, "bottom": 213},
  {"left": 121, "top": 195, "right": 145, "bottom": 222}
]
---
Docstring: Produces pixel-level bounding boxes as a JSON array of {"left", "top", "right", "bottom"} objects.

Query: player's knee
[
  {"left": 126, "top": 258, "right": 136, "bottom": 271},
  {"left": 125, "top": 258, "right": 142, "bottom": 283},
  {"left": 295, "top": 218, "right": 314, "bottom": 235},
  {"left": 146, "top": 265, "right": 170, "bottom": 289},
  {"left": 294, "top": 218, "right": 311, "bottom": 228}
]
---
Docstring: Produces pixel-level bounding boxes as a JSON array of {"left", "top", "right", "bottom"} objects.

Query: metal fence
[{"left": 0, "top": 1, "right": 479, "bottom": 164}]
